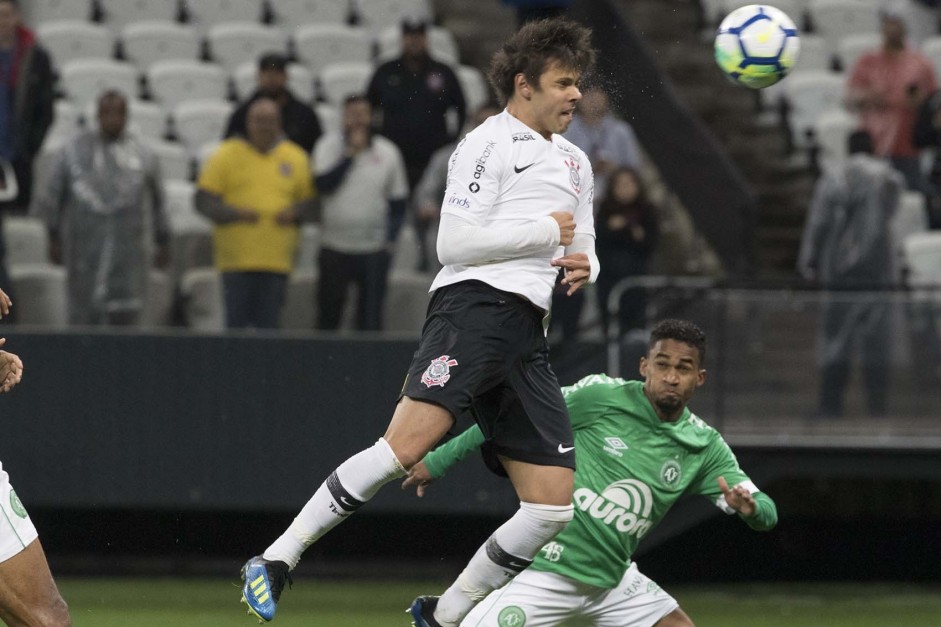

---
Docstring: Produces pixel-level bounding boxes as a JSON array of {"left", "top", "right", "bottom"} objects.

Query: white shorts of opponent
[
  {"left": 0, "top": 461, "right": 39, "bottom": 563},
  {"left": 462, "top": 562, "right": 678, "bottom": 627}
]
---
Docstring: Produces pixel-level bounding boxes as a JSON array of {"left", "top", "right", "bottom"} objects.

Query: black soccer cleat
[{"left": 408, "top": 595, "right": 443, "bottom": 627}]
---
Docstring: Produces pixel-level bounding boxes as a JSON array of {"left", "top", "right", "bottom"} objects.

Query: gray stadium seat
[
  {"left": 98, "top": 0, "right": 181, "bottom": 33},
  {"left": 294, "top": 224, "right": 320, "bottom": 271},
  {"left": 315, "top": 103, "right": 340, "bottom": 134},
  {"left": 293, "top": 24, "right": 372, "bottom": 75},
  {"left": 920, "top": 36, "right": 941, "bottom": 78},
  {"left": 281, "top": 269, "right": 317, "bottom": 329},
  {"left": 146, "top": 139, "right": 192, "bottom": 181},
  {"left": 807, "top": 0, "right": 880, "bottom": 55},
  {"left": 457, "top": 65, "right": 490, "bottom": 112},
  {"left": 207, "top": 22, "right": 288, "bottom": 72},
  {"left": 3, "top": 217, "right": 48, "bottom": 267},
  {"left": 172, "top": 100, "right": 234, "bottom": 155},
  {"left": 36, "top": 21, "right": 115, "bottom": 70},
  {"left": 27, "top": 0, "right": 92, "bottom": 23},
  {"left": 836, "top": 32, "right": 880, "bottom": 73},
  {"left": 147, "top": 60, "right": 228, "bottom": 108},
  {"left": 813, "top": 107, "right": 856, "bottom": 165},
  {"left": 903, "top": 231, "right": 941, "bottom": 287},
  {"left": 59, "top": 59, "right": 140, "bottom": 108},
  {"left": 356, "top": 0, "right": 433, "bottom": 28},
  {"left": 44, "top": 100, "right": 81, "bottom": 146},
  {"left": 83, "top": 99, "right": 168, "bottom": 140},
  {"left": 375, "top": 24, "right": 459, "bottom": 64},
  {"left": 9, "top": 263, "right": 67, "bottom": 328},
  {"left": 318, "top": 61, "right": 373, "bottom": 105},
  {"left": 164, "top": 179, "right": 213, "bottom": 284},
  {"left": 270, "top": 0, "right": 350, "bottom": 27},
  {"left": 893, "top": 192, "right": 929, "bottom": 281},
  {"left": 121, "top": 21, "right": 201, "bottom": 71},
  {"left": 180, "top": 267, "right": 225, "bottom": 331},
  {"left": 782, "top": 70, "right": 846, "bottom": 149},
  {"left": 383, "top": 270, "right": 432, "bottom": 333},
  {"left": 185, "top": 0, "right": 265, "bottom": 33}
]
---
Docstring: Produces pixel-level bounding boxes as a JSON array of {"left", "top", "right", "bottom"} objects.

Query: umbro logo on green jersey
[{"left": 603, "top": 437, "right": 628, "bottom": 457}]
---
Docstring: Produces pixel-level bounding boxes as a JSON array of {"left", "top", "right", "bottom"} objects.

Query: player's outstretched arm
[
  {"left": 718, "top": 476, "right": 777, "bottom": 531},
  {"left": 0, "top": 339, "right": 24, "bottom": 393}
]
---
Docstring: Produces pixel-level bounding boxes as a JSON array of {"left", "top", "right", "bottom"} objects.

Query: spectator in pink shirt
[{"left": 846, "top": 5, "right": 937, "bottom": 191}]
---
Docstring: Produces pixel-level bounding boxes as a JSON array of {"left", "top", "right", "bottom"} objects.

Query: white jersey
[
  {"left": 0, "top": 460, "right": 38, "bottom": 563},
  {"left": 430, "top": 110, "right": 596, "bottom": 311}
]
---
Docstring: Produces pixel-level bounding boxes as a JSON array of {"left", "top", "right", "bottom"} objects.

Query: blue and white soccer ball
[{"left": 714, "top": 5, "right": 801, "bottom": 89}]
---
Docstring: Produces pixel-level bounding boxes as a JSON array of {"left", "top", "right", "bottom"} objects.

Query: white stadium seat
[
  {"left": 9, "top": 264, "right": 67, "bottom": 328},
  {"left": 3, "top": 217, "right": 48, "bottom": 267},
  {"left": 391, "top": 224, "right": 420, "bottom": 274},
  {"left": 37, "top": 21, "right": 115, "bottom": 70},
  {"left": 146, "top": 139, "right": 192, "bottom": 181},
  {"left": 921, "top": 36, "right": 941, "bottom": 78},
  {"left": 903, "top": 231, "right": 941, "bottom": 287},
  {"left": 315, "top": 103, "right": 340, "bottom": 134},
  {"left": 807, "top": 0, "right": 881, "bottom": 54},
  {"left": 180, "top": 267, "right": 225, "bottom": 331},
  {"left": 836, "top": 32, "right": 880, "bottom": 73},
  {"left": 27, "top": 0, "right": 93, "bottom": 23},
  {"left": 271, "top": 0, "right": 350, "bottom": 26},
  {"left": 356, "top": 0, "right": 433, "bottom": 28},
  {"left": 892, "top": 192, "right": 929, "bottom": 281},
  {"left": 185, "top": 0, "right": 265, "bottom": 33},
  {"left": 44, "top": 100, "right": 80, "bottom": 146},
  {"left": 196, "top": 141, "right": 222, "bottom": 170},
  {"left": 281, "top": 269, "right": 317, "bottom": 329},
  {"left": 208, "top": 22, "right": 288, "bottom": 72},
  {"left": 233, "top": 61, "right": 315, "bottom": 103},
  {"left": 121, "top": 21, "right": 201, "bottom": 71},
  {"left": 783, "top": 70, "right": 847, "bottom": 149},
  {"left": 293, "top": 24, "right": 372, "bottom": 75},
  {"left": 375, "top": 24, "right": 459, "bottom": 64},
  {"left": 294, "top": 224, "right": 320, "bottom": 271},
  {"left": 318, "top": 61, "right": 373, "bottom": 105},
  {"left": 59, "top": 59, "right": 139, "bottom": 108},
  {"left": 383, "top": 270, "right": 432, "bottom": 333},
  {"left": 813, "top": 107, "right": 856, "bottom": 164},
  {"left": 98, "top": 0, "right": 181, "bottom": 32},
  {"left": 457, "top": 65, "right": 490, "bottom": 112},
  {"left": 84, "top": 99, "right": 168, "bottom": 140},
  {"left": 147, "top": 60, "right": 228, "bottom": 108},
  {"left": 760, "top": 35, "right": 832, "bottom": 110},
  {"left": 172, "top": 100, "right": 234, "bottom": 155},
  {"left": 164, "top": 179, "right": 213, "bottom": 281}
]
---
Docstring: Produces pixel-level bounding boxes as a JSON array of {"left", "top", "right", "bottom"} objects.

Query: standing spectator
[
  {"left": 846, "top": 5, "right": 937, "bottom": 191},
  {"left": 563, "top": 84, "right": 642, "bottom": 207},
  {"left": 197, "top": 98, "right": 314, "bottom": 330},
  {"left": 412, "top": 102, "right": 501, "bottom": 272},
  {"left": 0, "top": 0, "right": 54, "bottom": 320},
  {"left": 367, "top": 18, "right": 466, "bottom": 271},
  {"left": 225, "top": 53, "right": 322, "bottom": 154},
  {"left": 797, "top": 130, "right": 902, "bottom": 418},
  {"left": 313, "top": 95, "right": 408, "bottom": 331},
  {"left": 35, "top": 91, "right": 169, "bottom": 327},
  {"left": 594, "top": 167, "right": 659, "bottom": 336}
]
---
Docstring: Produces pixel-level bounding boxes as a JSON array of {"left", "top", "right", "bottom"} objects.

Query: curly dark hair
[
  {"left": 649, "top": 319, "right": 706, "bottom": 364},
  {"left": 487, "top": 18, "right": 596, "bottom": 106}
]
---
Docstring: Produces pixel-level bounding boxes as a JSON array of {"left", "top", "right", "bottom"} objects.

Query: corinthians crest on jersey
[{"left": 421, "top": 355, "right": 458, "bottom": 388}]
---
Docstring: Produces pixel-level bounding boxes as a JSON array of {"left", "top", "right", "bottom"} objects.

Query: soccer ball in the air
[{"left": 714, "top": 5, "right": 800, "bottom": 89}]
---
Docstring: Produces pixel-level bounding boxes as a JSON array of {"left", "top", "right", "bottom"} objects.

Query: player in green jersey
[{"left": 403, "top": 319, "right": 777, "bottom": 626}]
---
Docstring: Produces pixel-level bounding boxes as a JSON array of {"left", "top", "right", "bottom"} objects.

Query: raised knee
[{"left": 38, "top": 596, "right": 71, "bottom": 627}]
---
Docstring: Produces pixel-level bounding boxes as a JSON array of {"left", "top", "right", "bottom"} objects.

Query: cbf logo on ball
[
  {"left": 421, "top": 355, "right": 458, "bottom": 388},
  {"left": 573, "top": 479, "right": 653, "bottom": 537}
]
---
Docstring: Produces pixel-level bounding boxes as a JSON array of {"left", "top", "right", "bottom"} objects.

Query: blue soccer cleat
[
  {"left": 240, "top": 556, "right": 292, "bottom": 622},
  {"left": 408, "top": 595, "right": 443, "bottom": 627}
]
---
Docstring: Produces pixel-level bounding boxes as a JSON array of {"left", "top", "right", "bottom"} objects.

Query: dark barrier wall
[{"left": 0, "top": 331, "right": 529, "bottom": 515}]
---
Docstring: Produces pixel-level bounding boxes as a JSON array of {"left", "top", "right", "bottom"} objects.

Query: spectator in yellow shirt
[{"left": 196, "top": 98, "right": 314, "bottom": 329}]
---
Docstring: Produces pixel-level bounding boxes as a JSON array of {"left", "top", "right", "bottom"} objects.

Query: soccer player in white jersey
[
  {"left": 0, "top": 289, "right": 72, "bottom": 627},
  {"left": 240, "top": 18, "right": 598, "bottom": 627},
  {"left": 405, "top": 319, "right": 778, "bottom": 627}
]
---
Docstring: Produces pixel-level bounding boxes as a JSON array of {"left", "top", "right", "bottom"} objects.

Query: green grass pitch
[{"left": 59, "top": 578, "right": 941, "bottom": 626}]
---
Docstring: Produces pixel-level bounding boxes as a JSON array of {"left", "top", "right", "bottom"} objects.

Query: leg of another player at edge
[
  {"left": 433, "top": 458, "right": 575, "bottom": 626},
  {"left": 0, "top": 540, "right": 71, "bottom": 627},
  {"left": 263, "top": 397, "right": 453, "bottom": 568},
  {"left": 654, "top": 608, "right": 695, "bottom": 626}
]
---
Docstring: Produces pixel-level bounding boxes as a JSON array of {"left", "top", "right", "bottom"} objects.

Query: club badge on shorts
[{"left": 421, "top": 355, "right": 458, "bottom": 388}]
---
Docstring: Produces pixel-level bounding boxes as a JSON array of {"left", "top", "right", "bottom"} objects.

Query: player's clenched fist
[{"left": 549, "top": 211, "right": 576, "bottom": 246}]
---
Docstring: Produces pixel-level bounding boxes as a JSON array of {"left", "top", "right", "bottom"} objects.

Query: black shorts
[{"left": 401, "top": 280, "right": 575, "bottom": 470}]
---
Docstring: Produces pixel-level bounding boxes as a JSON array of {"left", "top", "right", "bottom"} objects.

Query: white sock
[
  {"left": 263, "top": 438, "right": 406, "bottom": 570},
  {"left": 434, "top": 501, "right": 573, "bottom": 626}
]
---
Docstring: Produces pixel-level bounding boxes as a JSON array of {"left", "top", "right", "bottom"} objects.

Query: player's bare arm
[
  {"left": 718, "top": 476, "right": 757, "bottom": 517},
  {"left": 0, "top": 339, "right": 24, "bottom": 393}
]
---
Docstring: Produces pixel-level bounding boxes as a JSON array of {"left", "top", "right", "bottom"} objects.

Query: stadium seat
[
  {"left": 36, "top": 21, "right": 115, "bottom": 70},
  {"left": 9, "top": 263, "right": 67, "bottom": 328},
  {"left": 184, "top": 0, "right": 265, "bottom": 33},
  {"left": 920, "top": 36, "right": 941, "bottom": 78},
  {"left": 44, "top": 100, "right": 80, "bottom": 146},
  {"left": 375, "top": 24, "right": 459, "bottom": 64},
  {"left": 807, "top": 0, "right": 881, "bottom": 54},
  {"left": 892, "top": 192, "right": 929, "bottom": 280},
  {"left": 315, "top": 103, "right": 340, "bottom": 134},
  {"left": 146, "top": 139, "right": 192, "bottom": 181},
  {"left": 903, "top": 231, "right": 941, "bottom": 287},
  {"left": 294, "top": 224, "right": 320, "bottom": 271},
  {"left": 207, "top": 22, "right": 288, "bottom": 72},
  {"left": 121, "top": 21, "right": 201, "bottom": 71},
  {"left": 147, "top": 60, "right": 228, "bottom": 108},
  {"left": 196, "top": 141, "right": 222, "bottom": 171},
  {"left": 84, "top": 99, "right": 168, "bottom": 140},
  {"left": 98, "top": 0, "right": 182, "bottom": 33},
  {"left": 172, "top": 100, "right": 234, "bottom": 155},
  {"left": 383, "top": 270, "right": 432, "bottom": 333},
  {"left": 391, "top": 224, "right": 420, "bottom": 274},
  {"left": 179, "top": 267, "right": 225, "bottom": 331},
  {"left": 145, "top": 269, "right": 175, "bottom": 327},
  {"left": 270, "top": 0, "right": 350, "bottom": 27},
  {"left": 457, "top": 65, "right": 490, "bottom": 112},
  {"left": 31, "top": 136, "right": 67, "bottom": 203},
  {"left": 232, "top": 61, "right": 315, "bottom": 103},
  {"left": 59, "top": 59, "right": 140, "bottom": 108},
  {"left": 281, "top": 268, "right": 317, "bottom": 329},
  {"left": 164, "top": 179, "right": 213, "bottom": 281},
  {"left": 813, "top": 107, "right": 856, "bottom": 164},
  {"left": 760, "top": 35, "right": 832, "bottom": 110},
  {"left": 835, "top": 32, "right": 880, "bottom": 73},
  {"left": 28, "top": 0, "right": 93, "bottom": 23},
  {"left": 3, "top": 217, "right": 48, "bottom": 267},
  {"left": 318, "top": 61, "right": 373, "bottom": 105},
  {"left": 783, "top": 70, "right": 847, "bottom": 149},
  {"left": 293, "top": 24, "right": 372, "bottom": 75},
  {"left": 356, "top": 0, "right": 433, "bottom": 28}
]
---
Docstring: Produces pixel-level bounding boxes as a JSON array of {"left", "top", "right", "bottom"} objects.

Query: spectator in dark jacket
[
  {"left": 0, "top": 0, "right": 55, "bottom": 321},
  {"left": 367, "top": 18, "right": 466, "bottom": 271},
  {"left": 225, "top": 52, "right": 322, "bottom": 154}
]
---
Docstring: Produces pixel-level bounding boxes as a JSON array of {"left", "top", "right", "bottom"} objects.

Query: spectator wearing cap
[
  {"left": 846, "top": 4, "right": 937, "bottom": 191},
  {"left": 224, "top": 52, "right": 323, "bottom": 154},
  {"left": 366, "top": 18, "right": 466, "bottom": 271}
]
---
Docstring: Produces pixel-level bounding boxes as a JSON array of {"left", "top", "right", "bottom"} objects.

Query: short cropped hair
[
  {"left": 648, "top": 319, "right": 706, "bottom": 364},
  {"left": 488, "top": 18, "right": 596, "bottom": 106}
]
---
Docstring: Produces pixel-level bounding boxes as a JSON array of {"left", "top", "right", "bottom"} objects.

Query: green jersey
[{"left": 423, "top": 374, "right": 777, "bottom": 589}]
